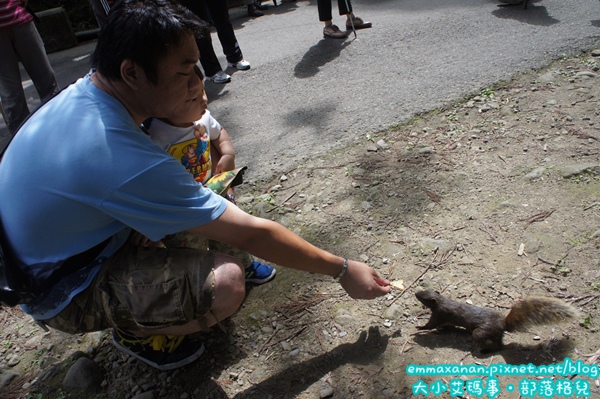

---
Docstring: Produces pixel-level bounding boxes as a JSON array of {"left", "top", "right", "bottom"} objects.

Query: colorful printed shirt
[{"left": 147, "top": 110, "right": 222, "bottom": 185}]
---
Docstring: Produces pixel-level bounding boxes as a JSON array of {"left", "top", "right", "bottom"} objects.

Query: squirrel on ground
[{"left": 415, "top": 290, "right": 579, "bottom": 352}]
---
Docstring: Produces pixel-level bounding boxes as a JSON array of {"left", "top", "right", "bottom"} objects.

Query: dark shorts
[{"left": 43, "top": 242, "right": 216, "bottom": 334}]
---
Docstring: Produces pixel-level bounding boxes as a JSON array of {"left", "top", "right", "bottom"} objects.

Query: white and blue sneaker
[
  {"left": 227, "top": 59, "right": 251, "bottom": 70},
  {"left": 207, "top": 70, "right": 231, "bottom": 84},
  {"left": 245, "top": 261, "right": 276, "bottom": 284}
]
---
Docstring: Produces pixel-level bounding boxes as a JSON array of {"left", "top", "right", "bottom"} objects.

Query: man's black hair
[{"left": 92, "top": 0, "right": 208, "bottom": 84}]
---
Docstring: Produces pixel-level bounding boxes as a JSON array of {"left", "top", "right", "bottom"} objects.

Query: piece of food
[{"left": 390, "top": 280, "right": 405, "bottom": 290}]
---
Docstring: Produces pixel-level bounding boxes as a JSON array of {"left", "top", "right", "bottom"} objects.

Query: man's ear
[{"left": 120, "top": 59, "right": 143, "bottom": 90}]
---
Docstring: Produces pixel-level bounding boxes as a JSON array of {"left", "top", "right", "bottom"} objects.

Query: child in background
[{"left": 143, "top": 65, "right": 276, "bottom": 285}]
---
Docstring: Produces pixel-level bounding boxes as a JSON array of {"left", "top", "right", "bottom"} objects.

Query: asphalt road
[{"left": 2, "top": 0, "right": 599, "bottom": 181}]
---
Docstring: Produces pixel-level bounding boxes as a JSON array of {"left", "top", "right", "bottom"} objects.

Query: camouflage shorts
[
  {"left": 43, "top": 242, "right": 216, "bottom": 334},
  {"left": 163, "top": 232, "right": 252, "bottom": 268}
]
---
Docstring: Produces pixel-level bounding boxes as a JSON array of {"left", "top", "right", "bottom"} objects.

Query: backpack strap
[
  {"left": 0, "top": 225, "right": 109, "bottom": 306},
  {"left": 0, "top": 224, "right": 35, "bottom": 306}
]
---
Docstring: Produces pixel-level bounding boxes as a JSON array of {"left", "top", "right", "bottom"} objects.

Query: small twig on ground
[
  {"left": 274, "top": 293, "right": 331, "bottom": 318},
  {"left": 363, "top": 237, "right": 380, "bottom": 253},
  {"left": 568, "top": 98, "right": 588, "bottom": 105},
  {"left": 2, "top": 372, "right": 35, "bottom": 399},
  {"left": 424, "top": 189, "right": 442, "bottom": 203},
  {"left": 269, "top": 182, "right": 303, "bottom": 193},
  {"left": 307, "top": 162, "right": 354, "bottom": 171},
  {"left": 584, "top": 202, "right": 600, "bottom": 211},
  {"left": 383, "top": 216, "right": 400, "bottom": 229},
  {"left": 566, "top": 294, "right": 596, "bottom": 303},
  {"left": 258, "top": 326, "right": 284, "bottom": 353},
  {"left": 385, "top": 260, "right": 397, "bottom": 279},
  {"left": 400, "top": 338, "right": 411, "bottom": 354},
  {"left": 578, "top": 296, "right": 599, "bottom": 307},
  {"left": 571, "top": 129, "right": 599, "bottom": 141},
  {"left": 582, "top": 349, "right": 600, "bottom": 364},
  {"left": 567, "top": 295, "right": 600, "bottom": 307},
  {"left": 525, "top": 276, "right": 557, "bottom": 292},
  {"left": 314, "top": 326, "right": 326, "bottom": 351},
  {"left": 522, "top": 209, "right": 555, "bottom": 229},
  {"left": 367, "top": 366, "right": 384, "bottom": 377},
  {"left": 479, "top": 223, "right": 499, "bottom": 244},
  {"left": 535, "top": 256, "right": 555, "bottom": 266},
  {"left": 410, "top": 328, "right": 436, "bottom": 337},
  {"left": 459, "top": 352, "right": 472, "bottom": 363},
  {"left": 261, "top": 325, "right": 308, "bottom": 352},
  {"left": 266, "top": 192, "right": 297, "bottom": 213}
]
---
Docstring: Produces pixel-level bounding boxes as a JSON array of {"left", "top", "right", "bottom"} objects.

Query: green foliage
[
  {"left": 554, "top": 67, "right": 576, "bottom": 78},
  {"left": 561, "top": 53, "right": 574, "bottom": 61},
  {"left": 446, "top": 109, "right": 458, "bottom": 122},
  {"left": 256, "top": 194, "right": 275, "bottom": 204},
  {"left": 581, "top": 58, "right": 600, "bottom": 71},
  {"left": 567, "top": 231, "right": 591, "bottom": 246},
  {"left": 555, "top": 266, "right": 571, "bottom": 276},
  {"left": 549, "top": 257, "right": 571, "bottom": 276},
  {"left": 570, "top": 172, "right": 599, "bottom": 185},
  {"left": 480, "top": 88, "right": 495, "bottom": 98},
  {"left": 580, "top": 315, "right": 595, "bottom": 331}
]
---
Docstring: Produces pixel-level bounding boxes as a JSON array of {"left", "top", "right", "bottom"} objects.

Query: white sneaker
[
  {"left": 207, "top": 70, "right": 231, "bottom": 83},
  {"left": 227, "top": 60, "right": 251, "bottom": 70}
]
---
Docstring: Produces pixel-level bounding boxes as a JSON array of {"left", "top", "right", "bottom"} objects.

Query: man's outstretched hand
[{"left": 339, "top": 260, "right": 391, "bottom": 299}]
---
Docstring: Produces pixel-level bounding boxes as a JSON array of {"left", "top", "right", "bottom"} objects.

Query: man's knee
[{"left": 212, "top": 254, "right": 245, "bottom": 311}]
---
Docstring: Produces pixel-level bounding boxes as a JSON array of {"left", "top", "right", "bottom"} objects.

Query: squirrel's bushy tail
[{"left": 504, "top": 297, "right": 579, "bottom": 332}]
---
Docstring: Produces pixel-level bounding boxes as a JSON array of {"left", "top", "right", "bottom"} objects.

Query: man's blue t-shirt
[{"left": 0, "top": 72, "right": 228, "bottom": 320}]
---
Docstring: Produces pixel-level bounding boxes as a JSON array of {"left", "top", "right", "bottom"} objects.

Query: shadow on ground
[
  {"left": 492, "top": 2, "right": 560, "bottom": 26},
  {"left": 294, "top": 39, "right": 352, "bottom": 79}
]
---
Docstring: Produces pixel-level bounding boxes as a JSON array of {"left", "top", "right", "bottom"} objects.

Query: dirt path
[{"left": 1, "top": 49, "right": 599, "bottom": 399}]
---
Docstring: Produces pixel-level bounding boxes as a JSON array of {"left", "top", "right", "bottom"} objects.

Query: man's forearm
[
  {"left": 187, "top": 203, "right": 345, "bottom": 278},
  {"left": 238, "top": 218, "right": 345, "bottom": 278}
]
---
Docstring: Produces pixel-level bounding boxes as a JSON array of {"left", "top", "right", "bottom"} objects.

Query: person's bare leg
[
  {"left": 202, "top": 253, "right": 246, "bottom": 327},
  {"left": 131, "top": 253, "right": 245, "bottom": 336}
]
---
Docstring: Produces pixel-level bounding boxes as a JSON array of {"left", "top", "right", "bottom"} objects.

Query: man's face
[{"left": 140, "top": 33, "right": 207, "bottom": 123}]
